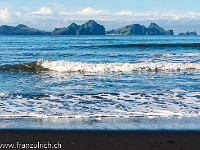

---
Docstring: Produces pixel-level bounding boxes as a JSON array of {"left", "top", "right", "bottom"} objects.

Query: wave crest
[
  {"left": 1, "top": 59, "right": 200, "bottom": 73},
  {"left": 38, "top": 59, "right": 200, "bottom": 73}
]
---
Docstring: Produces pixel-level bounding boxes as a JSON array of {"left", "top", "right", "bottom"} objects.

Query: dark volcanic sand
[{"left": 0, "top": 130, "right": 200, "bottom": 150}]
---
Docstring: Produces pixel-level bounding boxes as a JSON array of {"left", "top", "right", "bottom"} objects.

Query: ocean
[{"left": 0, "top": 35, "right": 200, "bottom": 129}]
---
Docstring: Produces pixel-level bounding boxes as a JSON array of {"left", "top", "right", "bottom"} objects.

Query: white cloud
[
  {"left": 59, "top": 7, "right": 109, "bottom": 16},
  {"left": 114, "top": 10, "right": 200, "bottom": 21},
  {"left": 117, "top": 11, "right": 133, "bottom": 16},
  {"left": 27, "top": 7, "right": 53, "bottom": 15},
  {"left": 77, "top": 7, "right": 105, "bottom": 15},
  {"left": 58, "top": 11, "right": 72, "bottom": 15},
  {"left": 15, "top": 11, "right": 21, "bottom": 17},
  {"left": 59, "top": 7, "right": 200, "bottom": 21},
  {"left": 0, "top": 8, "right": 11, "bottom": 22}
]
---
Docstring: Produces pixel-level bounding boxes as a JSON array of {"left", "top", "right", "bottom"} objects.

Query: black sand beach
[{"left": 0, "top": 130, "right": 200, "bottom": 150}]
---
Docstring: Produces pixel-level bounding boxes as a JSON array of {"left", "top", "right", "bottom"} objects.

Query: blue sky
[
  {"left": 2, "top": 0, "right": 200, "bottom": 12},
  {"left": 0, "top": 0, "right": 200, "bottom": 34}
]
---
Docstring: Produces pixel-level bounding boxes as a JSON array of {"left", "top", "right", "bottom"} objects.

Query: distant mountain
[
  {"left": 0, "top": 24, "right": 50, "bottom": 35},
  {"left": 53, "top": 23, "right": 79, "bottom": 35},
  {"left": 0, "top": 21, "right": 189, "bottom": 36},
  {"left": 106, "top": 23, "right": 174, "bottom": 35},
  {"left": 53, "top": 20, "right": 105, "bottom": 35},
  {"left": 106, "top": 24, "right": 148, "bottom": 35},
  {"left": 166, "top": 30, "right": 174, "bottom": 35},
  {"left": 148, "top": 23, "right": 173, "bottom": 35},
  {"left": 178, "top": 31, "right": 197, "bottom": 35}
]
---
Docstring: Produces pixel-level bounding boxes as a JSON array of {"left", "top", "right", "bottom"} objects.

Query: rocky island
[
  {"left": 106, "top": 23, "right": 174, "bottom": 35},
  {"left": 0, "top": 20, "right": 105, "bottom": 35},
  {"left": 53, "top": 20, "right": 105, "bottom": 35},
  {"left": 0, "top": 20, "right": 198, "bottom": 35},
  {"left": 178, "top": 31, "right": 197, "bottom": 35},
  {"left": 0, "top": 24, "right": 50, "bottom": 35}
]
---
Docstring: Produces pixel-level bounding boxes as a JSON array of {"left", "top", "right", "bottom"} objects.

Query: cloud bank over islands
[{"left": 0, "top": 6, "right": 200, "bottom": 34}]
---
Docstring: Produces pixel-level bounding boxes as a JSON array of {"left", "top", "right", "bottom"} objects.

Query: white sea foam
[
  {"left": 0, "top": 90, "right": 199, "bottom": 118},
  {"left": 37, "top": 59, "right": 200, "bottom": 73}
]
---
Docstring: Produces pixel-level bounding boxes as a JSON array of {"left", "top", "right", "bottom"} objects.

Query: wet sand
[{"left": 0, "top": 130, "right": 200, "bottom": 150}]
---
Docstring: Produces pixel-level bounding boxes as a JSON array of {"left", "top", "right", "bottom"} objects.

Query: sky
[{"left": 0, "top": 0, "right": 200, "bottom": 34}]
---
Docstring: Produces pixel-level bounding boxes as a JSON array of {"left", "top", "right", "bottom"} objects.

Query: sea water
[{"left": 0, "top": 35, "right": 200, "bottom": 129}]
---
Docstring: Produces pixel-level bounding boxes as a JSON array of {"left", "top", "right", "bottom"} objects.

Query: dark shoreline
[{"left": 0, "top": 129, "right": 200, "bottom": 150}]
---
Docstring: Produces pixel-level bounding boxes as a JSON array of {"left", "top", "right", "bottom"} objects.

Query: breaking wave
[{"left": 1, "top": 59, "right": 200, "bottom": 73}]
